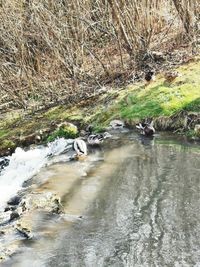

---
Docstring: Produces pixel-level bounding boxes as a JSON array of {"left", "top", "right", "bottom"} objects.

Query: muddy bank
[
  {"left": 1, "top": 109, "right": 200, "bottom": 157},
  {"left": 126, "top": 111, "right": 200, "bottom": 136}
]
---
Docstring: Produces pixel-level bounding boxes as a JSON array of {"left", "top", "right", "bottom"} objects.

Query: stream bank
[{"left": 0, "top": 57, "right": 200, "bottom": 156}]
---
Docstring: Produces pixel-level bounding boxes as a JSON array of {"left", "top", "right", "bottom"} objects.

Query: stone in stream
[
  {"left": 0, "top": 191, "right": 63, "bottom": 262},
  {"left": 16, "top": 226, "right": 33, "bottom": 239},
  {"left": 0, "top": 230, "right": 5, "bottom": 236},
  {"left": 7, "top": 196, "right": 21, "bottom": 206},
  {"left": 4, "top": 206, "right": 17, "bottom": 212},
  {"left": 0, "top": 157, "right": 10, "bottom": 171},
  {"left": 9, "top": 211, "right": 20, "bottom": 222},
  {"left": 20, "top": 192, "right": 63, "bottom": 214}
]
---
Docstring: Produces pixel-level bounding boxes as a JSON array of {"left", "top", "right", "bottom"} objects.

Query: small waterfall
[{"left": 0, "top": 138, "right": 74, "bottom": 211}]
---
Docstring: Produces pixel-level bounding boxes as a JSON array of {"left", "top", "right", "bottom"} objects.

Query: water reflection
[{"left": 4, "top": 134, "right": 200, "bottom": 267}]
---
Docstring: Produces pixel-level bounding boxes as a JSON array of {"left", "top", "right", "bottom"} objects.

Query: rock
[
  {"left": 16, "top": 226, "right": 33, "bottom": 239},
  {"left": 0, "top": 241, "right": 21, "bottom": 263},
  {"left": 9, "top": 211, "right": 20, "bottom": 222},
  {"left": 7, "top": 196, "right": 21, "bottom": 206},
  {"left": 109, "top": 120, "right": 125, "bottom": 129},
  {"left": 0, "top": 157, "right": 10, "bottom": 171},
  {"left": 4, "top": 206, "right": 16, "bottom": 212},
  {"left": 21, "top": 192, "right": 63, "bottom": 214},
  {"left": 194, "top": 124, "right": 200, "bottom": 137}
]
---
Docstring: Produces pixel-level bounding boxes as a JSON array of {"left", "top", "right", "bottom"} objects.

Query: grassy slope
[
  {"left": 0, "top": 57, "right": 200, "bottom": 154},
  {"left": 121, "top": 62, "right": 200, "bottom": 118},
  {"left": 92, "top": 57, "right": 200, "bottom": 128}
]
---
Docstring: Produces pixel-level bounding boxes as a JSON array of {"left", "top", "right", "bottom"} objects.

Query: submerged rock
[{"left": 16, "top": 226, "right": 33, "bottom": 239}]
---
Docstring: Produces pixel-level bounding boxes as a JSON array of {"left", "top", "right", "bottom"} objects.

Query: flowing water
[{"left": 1, "top": 131, "right": 200, "bottom": 267}]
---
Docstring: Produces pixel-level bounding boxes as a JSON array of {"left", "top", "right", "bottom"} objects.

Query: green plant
[
  {"left": 0, "top": 139, "right": 16, "bottom": 150},
  {"left": 47, "top": 125, "right": 78, "bottom": 142}
]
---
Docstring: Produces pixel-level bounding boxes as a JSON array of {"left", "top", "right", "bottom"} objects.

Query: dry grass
[{"left": 0, "top": 0, "right": 199, "bottom": 113}]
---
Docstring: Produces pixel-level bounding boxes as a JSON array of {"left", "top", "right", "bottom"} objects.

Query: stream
[{"left": 0, "top": 131, "right": 200, "bottom": 267}]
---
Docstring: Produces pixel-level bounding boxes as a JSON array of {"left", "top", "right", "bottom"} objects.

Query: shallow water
[{"left": 2, "top": 132, "right": 200, "bottom": 267}]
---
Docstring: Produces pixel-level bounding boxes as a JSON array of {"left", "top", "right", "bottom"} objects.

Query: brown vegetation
[{"left": 0, "top": 0, "right": 199, "bottom": 113}]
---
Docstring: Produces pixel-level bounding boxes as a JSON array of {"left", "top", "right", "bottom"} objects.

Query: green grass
[
  {"left": 46, "top": 123, "right": 78, "bottom": 142},
  {"left": 43, "top": 106, "right": 83, "bottom": 121},
  {"left": 120, "top": 61, "right": 200, "bottom": 120},
  {"left": 0, "top": 130, "right": 9, "bottom": 139},
  {"left": 92, "top": 59, "right": 200, "bottom": 128}
]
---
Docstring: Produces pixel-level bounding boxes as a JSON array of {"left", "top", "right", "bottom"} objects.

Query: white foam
[{"left": 0, "top": 138, "right": 71, "bottom": 211}]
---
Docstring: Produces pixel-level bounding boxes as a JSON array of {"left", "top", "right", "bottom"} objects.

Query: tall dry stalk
[{"left": 0, "top": 0, "right": 199, "bottom": 112}]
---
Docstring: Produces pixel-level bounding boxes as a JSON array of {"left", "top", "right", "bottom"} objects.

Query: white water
[{"left": 0, "top": 138, "right": 73, "bottom": 211}]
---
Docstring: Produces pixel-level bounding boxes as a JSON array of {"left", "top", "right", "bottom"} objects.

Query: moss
[
  {"left": 186, "top": 130, "right": 196, "bottom": 138},
  {"left": 0, "top": 130, "right": 9, "bottom": 139},
  {"left": 46, "top": 124, "right": 78, "bottom": 142},
  {"left": 0, "top": 139, "right": 16, "bottom": 150}
]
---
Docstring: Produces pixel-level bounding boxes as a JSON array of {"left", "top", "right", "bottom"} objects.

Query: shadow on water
[{"left": 3, "top": 132, "right": 200, "bottom": 267}]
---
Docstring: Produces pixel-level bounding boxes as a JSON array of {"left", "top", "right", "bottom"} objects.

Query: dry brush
[{"left": 0, "top": 0, "right": 199, "bottom": 112}]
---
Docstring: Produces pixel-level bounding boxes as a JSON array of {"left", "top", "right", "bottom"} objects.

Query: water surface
[{"left": 4, "top": 132, "right": 200, "bottom": 267}]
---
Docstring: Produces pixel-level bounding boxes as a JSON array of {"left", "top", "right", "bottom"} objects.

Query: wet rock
[
  {"left": 0, "top": 241, "right": 21, "bottom": 263},
  {"left": 0, "top": 157, "right": 10, "bottom": 171},
  {"left": 4, "top": 206, "right": 16, "bottom": 212},
  {"left": 9, "top": 211, "right": 20, "bottom": 221},
  {"left": 22, "top": 178, "right": 33, "bottom": 188},
  {"left": 194, "top": 124, "right": 200, "bottom": 137},
  {"left": 7, "top": 196, "right": 21, "bottom": 206},
  {"left": 21, "top": 192, "right": 63, "bottom": 214},
  {"left": 16, "top": 226, "right": 33, "bottom": 239},
  {"left": 0, "top": 192, "right": 63, "bottom": 262},
  {"left": 0, "top": 230, "right": 5, "bottom": 236},
  {"left": 52, "top": 198, "right": 63, "bottom": 214}
]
